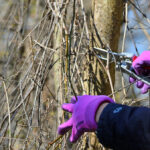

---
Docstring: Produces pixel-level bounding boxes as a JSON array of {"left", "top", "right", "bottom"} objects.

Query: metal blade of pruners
[
  {"left": 93, "top": 47, "right": 150, "bottom": 86},
  {"left": 93, "top": 47, "right": 133, "bottom": 64}
]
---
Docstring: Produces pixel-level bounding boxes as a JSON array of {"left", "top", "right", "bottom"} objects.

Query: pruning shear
[{"left": 93, "top": 47, "right": 150, "bottom": 86}]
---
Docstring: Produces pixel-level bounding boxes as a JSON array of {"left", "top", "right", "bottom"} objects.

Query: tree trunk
[{"left": 83, "top": 0, "right": 124, "bottom": 149}]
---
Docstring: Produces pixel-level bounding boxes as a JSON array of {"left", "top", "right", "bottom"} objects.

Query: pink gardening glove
[
  {"left": 129, "top": 51, "right": 150, "bottom": 94},
  {"left": 58, "top": 95, "right": 114, "bottom": 142}
]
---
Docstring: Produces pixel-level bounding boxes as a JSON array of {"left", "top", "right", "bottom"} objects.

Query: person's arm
[
  {"left": 58, "top": 95, "right": 150, "bottom": 149},
  {"left": 96, "top": 103, "right": 150, "bottom": 150}
]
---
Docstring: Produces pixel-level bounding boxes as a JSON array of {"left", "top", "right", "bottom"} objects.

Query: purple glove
[
  {"left": 58, "top": 95, "right": 114, "bottom": 142},
  {"left": 129, "top": 51, "right": 150, "bottom": 94}
]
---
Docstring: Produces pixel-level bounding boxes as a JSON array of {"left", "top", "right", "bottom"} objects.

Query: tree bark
[{"left": 84, "top": 0, "right": 124, "bottom": 149}]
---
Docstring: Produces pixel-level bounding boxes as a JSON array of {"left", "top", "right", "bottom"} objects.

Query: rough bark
[
  {"left": 84, "top": 0, "right": 124, "bottom": 149},
  {"left": 88, "top": 0, "right": 124, "bottom": 95}
]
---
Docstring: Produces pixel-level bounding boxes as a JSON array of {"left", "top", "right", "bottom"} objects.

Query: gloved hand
[
  {"left": 129, "top": 51, "right": 150, "bottom": 94},
  {"left": 58, "top": 95, "right": 114, "bottom": 142}
]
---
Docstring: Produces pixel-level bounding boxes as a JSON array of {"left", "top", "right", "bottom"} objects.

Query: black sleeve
[{"left": 96, "top": 103, "right": 150, "bottom": 150}]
